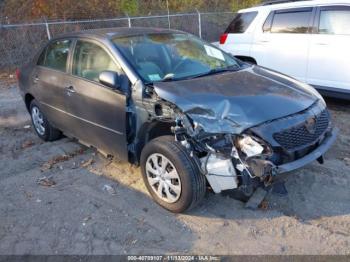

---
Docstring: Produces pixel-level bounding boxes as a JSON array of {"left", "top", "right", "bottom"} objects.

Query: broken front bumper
[{"left": 274, "top": 128, "right": 338, "bottom": 174}]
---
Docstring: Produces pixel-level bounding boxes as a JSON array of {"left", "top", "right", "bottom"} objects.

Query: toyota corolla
[{"left": 17, "top": 28, "right": 337, "bottom": 212}]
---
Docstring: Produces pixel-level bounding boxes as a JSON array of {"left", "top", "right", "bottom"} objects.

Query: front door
[
  {"left": 307, "top": 5, "right": 350, "bottom": 91},
  {"left": 63, "top": 39, "right": 128, "bottom": 161}
]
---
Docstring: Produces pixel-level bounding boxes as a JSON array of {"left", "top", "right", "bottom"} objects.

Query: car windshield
[{"left": 112, "top": 33, "right": 240, "bottom": 83}]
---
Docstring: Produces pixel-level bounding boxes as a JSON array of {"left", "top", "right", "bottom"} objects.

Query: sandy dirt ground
[{"left": 0, "top": 83, "right": 349, "bottom": 255}]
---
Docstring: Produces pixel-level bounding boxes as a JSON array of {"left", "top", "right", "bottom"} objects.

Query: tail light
[
  {"left": 219, "top": 33, "right": 228, "bottom": 45},
  {"left": 15, "top": 68, "right": 20, "bottom": 80}
]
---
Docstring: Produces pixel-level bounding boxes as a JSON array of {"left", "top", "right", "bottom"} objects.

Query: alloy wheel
[{"left": 31, "top": 106, "right": 45, "bottom": 136}]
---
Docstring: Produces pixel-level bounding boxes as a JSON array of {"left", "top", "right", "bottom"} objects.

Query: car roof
[
  {"left": 240, "top": 0, "right": 350, "bottom": 12},
  {"left": 54, "top": 27, "right": 184, "bottom": 41}
]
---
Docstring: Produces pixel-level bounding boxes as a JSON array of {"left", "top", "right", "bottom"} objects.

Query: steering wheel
[{"left": 172, "top": 58, "right": 191, "bottom": 73}]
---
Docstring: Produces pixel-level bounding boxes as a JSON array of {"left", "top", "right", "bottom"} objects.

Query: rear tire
[
  {"left": 140, "top": 136, "right": 206, "bottom": 213},
  {"left": 30, "top": 99, "right": 61, "bottom": 141}
]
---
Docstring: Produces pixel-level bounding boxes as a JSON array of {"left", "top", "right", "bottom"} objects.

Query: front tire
[
  {"left": 140, "top": 136, "right": 206, "bottom": 213},
  {"left": 30, "top": 99, "right": 61, "bottom": 141}
]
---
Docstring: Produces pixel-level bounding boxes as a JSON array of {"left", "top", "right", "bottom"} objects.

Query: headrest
[{"left": 133, "top": 43, "right": 162, "bottom": 62}]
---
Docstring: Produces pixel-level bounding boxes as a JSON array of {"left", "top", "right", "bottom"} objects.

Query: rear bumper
[{"left": 274, "top": 128, "right": 338, "bottom": 174}]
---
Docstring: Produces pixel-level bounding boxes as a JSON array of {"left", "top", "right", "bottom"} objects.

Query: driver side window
[{"left": 72, "top": 40, "right": 121, "bottom": 82}]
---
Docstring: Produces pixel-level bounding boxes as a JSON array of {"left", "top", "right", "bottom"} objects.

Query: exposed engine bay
[{"left": 173, "top": 114, "right": 275, "bottom": 195}]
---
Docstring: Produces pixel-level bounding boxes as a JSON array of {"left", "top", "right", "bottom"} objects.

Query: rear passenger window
[
  {"left": 225, "top": 12, "right": 258, "bottom": 34},
  {"left": 319, "top": 8, "right": 350, "bottom": 35},
  {"left": 72, "top": 40, "right": 121, "bottom": 82},
  {"left": 42, "top": 39, "right": 71, "bottom": 72},
  {"left": 270, "top": 8, "right": 312, "bottom": 34}
]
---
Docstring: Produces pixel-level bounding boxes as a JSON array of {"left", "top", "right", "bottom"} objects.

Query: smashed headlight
[
  {"left": 233, "top": 134, "right": 274, "bottom": 179},
  {"left": 237, "top": 135, "right": 264, "bottom": 157},
  {"left": 236, "top": 134, "right": 272, "bottom": 158}
]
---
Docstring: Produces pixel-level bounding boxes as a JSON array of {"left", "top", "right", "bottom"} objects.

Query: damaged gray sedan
[{"left": 18, "top": 28, "right": 337, "bottom": 212}]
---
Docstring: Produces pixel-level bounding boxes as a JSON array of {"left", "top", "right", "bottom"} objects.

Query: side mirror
[{"left": 99, "top": 71, "right": 120, "bottom": 90}]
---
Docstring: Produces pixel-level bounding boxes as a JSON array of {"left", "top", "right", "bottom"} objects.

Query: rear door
[
  {"left": 63, "top": 38, "right": 128, "bottom": 161},
  {"left": 251, "top": 7, "right": 314, "bottom": 82},
  {"left": 35, "top": 38, "right": 73, "bottom": 130},
  {"left": 307, "top": 5, "right": 350, "bottom": 92}
]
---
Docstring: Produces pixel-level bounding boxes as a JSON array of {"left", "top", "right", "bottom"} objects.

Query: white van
[{"left": 219, "top": 0, "right": 350, "bottom": 99}]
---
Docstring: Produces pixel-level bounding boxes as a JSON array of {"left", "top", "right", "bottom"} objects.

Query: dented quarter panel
[{"left": 153, "top": 66, "right": 318, "bottom": 134}]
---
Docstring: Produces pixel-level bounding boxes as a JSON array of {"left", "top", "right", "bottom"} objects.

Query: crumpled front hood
[{"left": 153, "top": 66, "right": 320, "bottom": 134}]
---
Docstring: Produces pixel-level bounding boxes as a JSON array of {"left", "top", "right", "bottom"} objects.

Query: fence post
[
  {"left": 166, "top": 0, "right": 171, "bottom": 29},
  {"left": 126, "top": 13, "right": 131, "bottom": 28},
  {"left": 196, "top": 9, "right": 202, "bottom": 38},
  {"left": 45, "top": 20, "right": 51, "bottom": 40}
]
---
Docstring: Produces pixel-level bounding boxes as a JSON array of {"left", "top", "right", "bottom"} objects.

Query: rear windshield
[{"left": 225, "top": 11, "right": 258, "bottom": 34}]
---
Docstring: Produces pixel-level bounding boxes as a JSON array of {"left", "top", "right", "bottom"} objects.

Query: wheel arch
[
  {"left": 24, "top": 93, "right": 35, "bottom": 112},
  {"left": 133, "top": 120, "right": 174, "bottom": 164}
]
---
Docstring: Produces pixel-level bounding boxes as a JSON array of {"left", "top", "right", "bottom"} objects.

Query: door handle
[
  {"left": 259, "top": 40, "right": 270, "bottom": 43},
  {"left": 315, "top": 43, "right": 328, "bottom": 46},
  {"left": 65, "top": 85, "right": 76, "bottom": 96}
]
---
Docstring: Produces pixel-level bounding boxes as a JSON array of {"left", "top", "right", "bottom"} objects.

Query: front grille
[{"left": 273, "top": 110, "right": 329, "bottom": 150}]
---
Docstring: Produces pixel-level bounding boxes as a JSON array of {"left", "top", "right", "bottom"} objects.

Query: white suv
[{"left": 219, "top": 0, "right": 350, "bottom": 99}]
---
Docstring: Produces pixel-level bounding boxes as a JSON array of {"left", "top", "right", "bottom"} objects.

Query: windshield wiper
[
  {"left": 156, "top": 64, "right": 241, "bottom": 83},
  {"left": 160, "top": 73, "right": 176, "bottom": 82},
  {"left": 159, "top": 73, "right": 191, "bottom": 82},
  {"left": 187, "top": 64, "right": 241, "bottom": 80},
  {"left": 208, "top": 64, "right": 241, "bottom": 74}
]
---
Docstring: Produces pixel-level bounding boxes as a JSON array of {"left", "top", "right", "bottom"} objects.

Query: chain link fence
[{"left": 0, "top": 11, "right": 235, "bottom": 87}]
